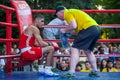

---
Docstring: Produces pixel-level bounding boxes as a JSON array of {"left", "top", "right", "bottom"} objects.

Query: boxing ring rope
[
  {"left": 53, "top": 54, "right": 120, "bottom": 57},
  {"left": 32, "top": 9, "right": 120, "bottom": 13},
  {"left": 44, "top": 39, "right": 120, "bottom": 43},
  {"left": 1, "top": 4, "right": 120, "bottom": 13},
  {"left": 0, "top": 22, "right": 18, "bottom": 27},
  {"left": 42, "top": 24, "right": 120, "bottom": 28},
  {"left": 0, "top": 4, "right": 120, "bottom": 72},
  {"left": 0, "top": 54, "right": 20, "bottom": 59}
]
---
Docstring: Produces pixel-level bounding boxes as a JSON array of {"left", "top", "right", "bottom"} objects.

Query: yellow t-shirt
[
  {"left": 102, "top": 68, "right": 118, "bottom": 72},
  {"left": 81, "top": 69, "right": 92, "bottom": 72},
  {"left": 64, "top": 9, "right": 98, "bottom": 33}
]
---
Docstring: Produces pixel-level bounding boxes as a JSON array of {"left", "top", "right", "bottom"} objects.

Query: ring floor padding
[{"left": 0, "top": 71, "right": 120, "bottom": 80}]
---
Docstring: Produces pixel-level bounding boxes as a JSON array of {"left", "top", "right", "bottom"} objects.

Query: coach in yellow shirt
[{"left": 55, "top": 6, "right": 101, "bottom": 77}]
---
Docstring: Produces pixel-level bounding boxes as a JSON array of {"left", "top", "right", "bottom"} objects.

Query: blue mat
[{"left": 0, "top": 71, "right": 120, "bottom": 80}]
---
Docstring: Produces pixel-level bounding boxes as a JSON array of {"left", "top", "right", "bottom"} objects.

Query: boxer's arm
[
  {"left": 32, "top": 27, "right": 48, "bottom": 47},
  {"left": 34, "top": 39, "right": 39, "bottom": 46}
]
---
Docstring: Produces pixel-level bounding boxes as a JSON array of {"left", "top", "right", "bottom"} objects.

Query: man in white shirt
[{"left": 43, "top": 18, "right": 71, "bottom": 53}]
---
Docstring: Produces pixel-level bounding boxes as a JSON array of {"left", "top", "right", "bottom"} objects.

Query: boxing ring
[
  {"left": 0, "top": 0, "right": 120, "bottom": 80},
  {"left": 0, "top": 72, "right": 120, "bottom": 80}
]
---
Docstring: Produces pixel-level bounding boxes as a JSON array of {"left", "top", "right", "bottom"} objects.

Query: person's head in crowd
[
  {"left": 12, "top": 43, "right": 18, "bottom": 49},
  {"left": 101, "top": 59, "right": 107, "bottom": 67},
  {"left": 108, "top": 44, "right": 113, "bottom": 53},
  {"left": 81, "top": 61, "right": 92, "bottom": 72},
  {"left": 112, "top": 47, "right": 118, "bottom": 53},
  {"left": 85, "top": 61, "right": 91, "bottom": 70},
  {"left": 75, "top": 63, "right": 82, "bottom": 72},
  {"left": 102, "top": 59, "right": 118, "bottom": 72},
  {"left": 98, "top": 46, "right": 104, "bottom": 54},
  {"left": 100, "top": 42, "right": 106, "bottom": 48},
  {"left": 2, "top": 43, "right": 6, "bottom": 54},
  {"left": 114, "top": 62, "right": 120, "bottom": 72},
  {"left": 118, "top": 45, "right": 120, "bottom": 53},
  {"left": 106, "top": 60, "right": 114, "bottom": 69},
  {"left": 93, "top": 47, "right": 98, "bottom": 54},
  {"left": 100, "top": 59, "right": 107, "bottom": 72},
  {"left": 59, "top": 59, "right": 69, "bottom": 71}
]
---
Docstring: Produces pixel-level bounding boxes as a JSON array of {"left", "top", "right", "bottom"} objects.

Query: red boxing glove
[{"left": 49, "top": 42, "right": 59, "bottom": 51}]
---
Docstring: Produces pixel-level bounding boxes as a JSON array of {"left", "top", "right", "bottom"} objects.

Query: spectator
[
  {"left": 100, "top": 59, "right": 107, "bottom": 72},
  {"left": 114, "top": 62, "right": 120, "bottom": 72},
  {"left": 0, "top": 44, "right": 6, "bottom": 72},
  {"left": 55, "top": 57, "right": 61, "bottom": 69},
  {"left": 2, "top": 43, "right": 13, "bottom": 55},
  {"left": 102, "top": 60, "right": 118, "bottom": 72},
  {"left": 43, "top": 18, "right": 72, "bottom": 65},
  {"left": 75, "top": 62, "right": 82, "bottom": 72},
  {"left": 108, "top": 44, "right": 113, "bottom": 53},
  {"left": 96, "top": 58, "right": 101, "bottom": 70},
  {"left": 1, "top": 43, "right": 6, "bottom": 55},
  {"left": 12, "top": 43, "right": 22, "bottom": 71},
  {"left": 58, "top": 59, "right": 69, "bottom": 71},
  {"left": 109, "top": 46, "right": 119, "bottom": 62},
  {"left": 98, "top": 46, "right": 109, "bottom": 61},
  {"left": 100, "top": 42, "right": 109, "bottom": 53},
  {"left": 0, "top": 59, "right": 5, "bottom": 72},
  {"left": 81, "top": 61, "right": 92, "bottom": 72},
  {"left": 118, "top": 45, "right": 120, "bottom": 53},
  {"left": 12, "top": 43, "right": 20, "bottom": 55},
  {"left": 43, "top": 18, "right": 71, "bottom": 54}
]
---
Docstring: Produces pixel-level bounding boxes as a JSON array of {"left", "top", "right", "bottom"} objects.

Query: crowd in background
[
  {"left": 0, "top": 42, "right": 120, "bottom": 72},
  {"left": 54, "top": 42, "right": 120, "bottom": 72},
  {"left": 0, "top": 43, "right": 32, "bottom": 72}
]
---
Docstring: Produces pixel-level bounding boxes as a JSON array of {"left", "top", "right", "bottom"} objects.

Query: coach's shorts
[
  {"left": 72, "top": 26, "right": 101, "bottom": 51},
  {"left": 21, "top": 47, "right": 42, "bottom": 60}
]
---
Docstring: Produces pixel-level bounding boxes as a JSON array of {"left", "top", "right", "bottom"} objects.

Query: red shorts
[{"left": 21, "top": 47, "right": 42, "bottom": 60}]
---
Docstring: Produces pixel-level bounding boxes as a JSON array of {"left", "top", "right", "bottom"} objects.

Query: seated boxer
[{"left": 18, "top": 14, "right": 59, "bottom": 77}]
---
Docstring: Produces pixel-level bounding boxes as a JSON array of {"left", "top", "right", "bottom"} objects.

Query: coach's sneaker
[
  {"left": 44, "top": 66, "right": 59, "bottom": 77},
  {"left": 38, "top": 65, "right": 44, "bottom": 75},
  {"left": 60, "top": 71, "right": 75, "bottom": 78},
  {"left": 89, "top": 70, "right": 100, "bottom": 77}
]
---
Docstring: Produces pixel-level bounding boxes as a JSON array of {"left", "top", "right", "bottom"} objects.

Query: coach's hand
[{"left": 60, "top": 28, "right": 66, "bottom": 33}]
